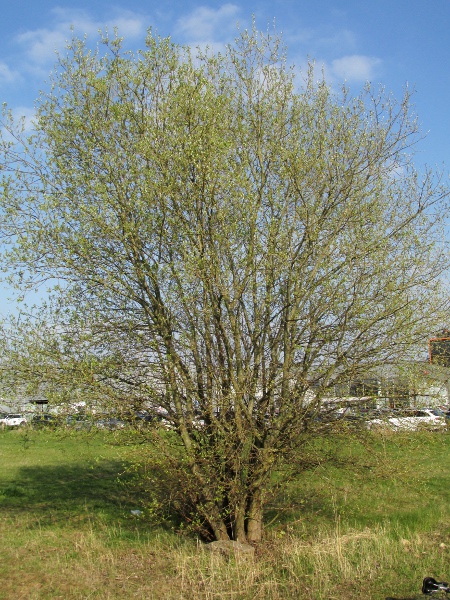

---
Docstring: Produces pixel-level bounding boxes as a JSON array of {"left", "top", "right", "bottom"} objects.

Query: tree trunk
[
  {"left": 234, "top": 498, "right": 247, "bottom": 542},
  {"left": 211, "top": 519, "right": 230, "bottom": 541},
  {"left": 246, "top": 490, "right": 263, "bottom": 542}
]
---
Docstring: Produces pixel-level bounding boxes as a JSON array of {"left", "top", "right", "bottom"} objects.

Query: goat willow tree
[{"left": 0, "top": 28, "right": 449, "bottom": 542}]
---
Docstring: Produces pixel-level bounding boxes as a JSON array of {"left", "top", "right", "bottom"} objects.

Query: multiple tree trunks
[{"left": 0, "top": 27, "right": 448, "bottom": 542}]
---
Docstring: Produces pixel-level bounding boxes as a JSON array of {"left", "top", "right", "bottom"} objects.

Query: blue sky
[{"left": 0, "top": 0, "right": 450, "bottom": 313}]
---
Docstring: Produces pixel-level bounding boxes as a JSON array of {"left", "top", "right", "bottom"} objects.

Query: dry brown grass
[
  {"left": 1, "top": 429, "right": 449, "bottom": 599},
  {"left": 3, "top": 517, "right": 446, "bottom": 599},
  {"left": 0, "top": 515, "right": 176, "bottom": 599},
  {"left": 166, "top": 524, "right": 449, "bottom": 600}
]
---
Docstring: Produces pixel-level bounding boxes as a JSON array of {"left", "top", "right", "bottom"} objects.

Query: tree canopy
[{"left": 0, "top": 27, "right": 449, "bottom": 542}]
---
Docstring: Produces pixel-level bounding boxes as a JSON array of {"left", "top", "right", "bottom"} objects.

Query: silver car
[
  {"left": 366, "top": 408, "right": 446, "bottom": 431},
  {"left": 0, "top": 414, "right": 28, "bottom": 427}
]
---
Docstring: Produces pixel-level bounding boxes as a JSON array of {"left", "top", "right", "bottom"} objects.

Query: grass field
[{"left": 0, "top": 426, "right": 449, "bottom": 599}]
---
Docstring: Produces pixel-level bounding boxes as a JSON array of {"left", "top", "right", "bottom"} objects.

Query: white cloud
[
  {"left": 330, "top": 55, "right": 382, "bottom": 83},
  {"left": 285, "top": 26, "right": 357, "bottom": 59},
  {"left": 17, "top": 28, "right": 70, "bottom": 65},
  {"left": 277, "top": 23, "right": 382, "bottom": 90},
  {"left": 15, "top": 8, "right": 147, "bottom": 68},
  {"left": 175, "top": 4, "right": 241, "bottom": 44},
  {"left": 320, "top": 29, "right": 357, "bottom": 54},
  {"left": 0, "top": 61, "right": 21, "bottom": 85},
  {"left": 108, "top": 16, "right": 145, "bottom": 39}
]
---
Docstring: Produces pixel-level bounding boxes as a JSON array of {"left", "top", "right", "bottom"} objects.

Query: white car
[
  {"left": 367, "top": 408, "right": 446, "bottom": 431},
  {"left": 0, "top": 413, "right": 28, "bottom": 427}
]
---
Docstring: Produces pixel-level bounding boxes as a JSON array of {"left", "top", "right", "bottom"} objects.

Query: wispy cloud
[
  {"left": 0, "top": 7, "right": 149, "bottom": 117},
  {"left": 281, "top": 17, "right": 383, "bottom": 87},
  {"left": 285, "top": 26, "right": 357, "bottom": 60},
  {"left": 15, "top": 7, "right": 147, "bottom": 69},
  {"left": 330, "top": 54, "right": 382, "bottom": 83},
  {"left": 0, "top": 62, "right": 21, "bottom": 85},
  {"left": 2, "top": 5, "right": 384, "bottom": 113},
  {"left": 17, "top": 28, "right": 71, "bottom": 66},
  {"left": 175, "top": 4, "right": 242, "bottom": 47}
]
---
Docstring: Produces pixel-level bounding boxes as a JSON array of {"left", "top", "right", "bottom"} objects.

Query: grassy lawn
[{"left": 0, "top": 426, "right": 449, "bottom": 599}]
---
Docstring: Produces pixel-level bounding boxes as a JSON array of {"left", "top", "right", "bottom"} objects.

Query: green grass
[
  {"left": 0, "top": 427, "right": 449, "bottom": 599},
  {"left": 1, "top": 429, "right": 129, "bottom": 523},
  {"left": 269, "top": 431, "right": 450, "bottom": 536}
]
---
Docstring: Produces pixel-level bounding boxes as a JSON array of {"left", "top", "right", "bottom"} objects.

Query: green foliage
[{"left": 0, "top": 25, "right": 449, "bottom": 542}]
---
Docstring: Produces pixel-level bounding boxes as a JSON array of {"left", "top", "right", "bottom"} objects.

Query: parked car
[
  {"left": 31, "top": 414, "right": 61, "bottom": 428},
  {"left": 0, "top": 414, "right": 28, "bottom": 428},
  {"left": 120, "top": 411, "right": 152, "bottom": 424},
  {"left": 436, "top": 406, "right": 450, "bottom": 419},
  {"left": 366, "top": 408, "right": 446, "bottom": 431},
  {"left": 435, "top": 407, "right": 450, "bottom": 420},
  {"left": 139, "top": 410, "right": 166, "bottom": 422},
  {"left": 94, "top": 417, "right": 126, "bottom": 430},
  {"left": 66, "top": 414, "right": 92, "bottom": 430}
]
